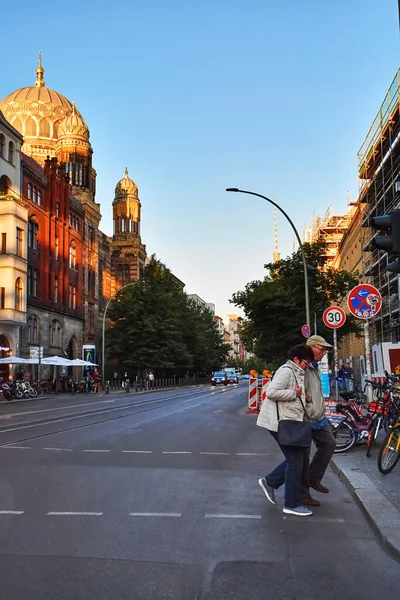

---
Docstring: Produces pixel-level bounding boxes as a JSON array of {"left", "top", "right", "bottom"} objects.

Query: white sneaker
[
  {"left": 258, "top": 478, "right": 277, "bottom": 505},
  {"left": 283, "top": 506, "right": 313, "bottom": 517}
]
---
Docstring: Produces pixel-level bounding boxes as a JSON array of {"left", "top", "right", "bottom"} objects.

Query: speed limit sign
[{"left": 323, "top": 306, "right": 346, "bottom": 329}]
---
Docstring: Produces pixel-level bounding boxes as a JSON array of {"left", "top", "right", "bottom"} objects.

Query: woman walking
[{"left": 257, "top": 344, "right": 314, "bottom": 517}]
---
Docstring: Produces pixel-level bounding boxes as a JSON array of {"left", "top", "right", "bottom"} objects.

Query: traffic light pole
[{"left": 226, "top": 188, "right": 311, "bottom": 327}]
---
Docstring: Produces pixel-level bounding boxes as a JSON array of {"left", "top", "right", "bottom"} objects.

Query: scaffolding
[
  {"left": 359, "top": 69, "right": 400, "bottom": 344},
  {"left": 303, "top": 204, "right": 354, "bottom": 270}
]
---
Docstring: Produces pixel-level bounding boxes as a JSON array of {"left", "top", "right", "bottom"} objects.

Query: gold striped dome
[
  {"left": 115, "top": 168, "right": 138, "bottom": 197},
  {"left": 58, "top": 104, "right": 89, "bottom": 139}
]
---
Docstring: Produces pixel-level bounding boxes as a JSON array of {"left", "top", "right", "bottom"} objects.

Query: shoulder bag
[{"left": 275, "top": 367, "right": 312, "bottom": 447}]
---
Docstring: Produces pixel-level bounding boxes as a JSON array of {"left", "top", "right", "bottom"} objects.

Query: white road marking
[
  {"left": 282, "top": 516, "right": 345, "bottom": 523},
  {"left": 200, "top": 452, "right": 230, "bottom": 455},
  {"left": 43, "top": 447, "right": 66, "bottom": 451},
  {"left": 83, "top": 449, "right": 110, "bottom": 453},
  {"left": 122, "top": 450, "right": 152, "bottom": 453},
  {"left": 0, "top": 400, "right": 118, "bottom": 419},
  {"left": 2, "top": 446, "right": 30, "bottom": 449},
  {"left": 205, "top": 514, "right": 262, "bottom": 519},
  {"left": 129, "top": 512, "right": 181, "bottom": 517},
  {"left": 0, "top": 510, "right": 25, "bottom": 515},
  {"left": 47, "top": 512, "right": 103, "bottom": 516},
  {"left": 237, "top": 452, "right": 270, "bottom": 456},
  {"left": 162, "top": 451, "right": 192, "bottom": 454}
]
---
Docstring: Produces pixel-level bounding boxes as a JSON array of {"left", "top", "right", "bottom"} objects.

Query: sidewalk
[{"left": 331, "top": 439, "right": 400, "bottom": 560}]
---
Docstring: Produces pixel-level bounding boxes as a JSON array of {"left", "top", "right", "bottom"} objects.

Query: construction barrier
[
  {"left": 247, "top": 377, "right": 258, "bottom": 414},
  {"left": 260, "top": 378, "right": 270, "bottom": 405}
]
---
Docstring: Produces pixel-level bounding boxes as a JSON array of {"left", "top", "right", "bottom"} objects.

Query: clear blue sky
[{"left": 0, "top": 0, "right": 398, "bottom": 318}]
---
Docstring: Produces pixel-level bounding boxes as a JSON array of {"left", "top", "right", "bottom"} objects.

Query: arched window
[
  {"left": 50, "top": 319, "right": 62, "bottom": 347},
  {"left": 28, "top": 315, "right": 39, "bottom": 344},
  {"left": 37, "top": 190, "right": 42, "bottom": 206},
  {"left": 28, "top": 219, "right": 38, "bottom": 250},
  {"left": 8, "top": 142, "right": 14, "bottom": 165},
  {"left": 15, "top": 277, "right": 23, "bottom": 311},
  {"left": 27, "top": 183, "right": 32, "bottom": 200},
  {"left": 0, "top": 134, "right": 4, "bottom": 158},
  {"left": 69, "top": 243, "right": 77, "bottom": 269},
  {"left": 25, "top": 117, "right": 37, "bottom": 137},
  {"left": 32, "top": 187, "right": 37, "bottom": 204},
  {"left": 55, "top": 236, "right": 59, "bottom": 261},
  {"left": 40, "top": 118, "right": 50, "bottom": 137}
]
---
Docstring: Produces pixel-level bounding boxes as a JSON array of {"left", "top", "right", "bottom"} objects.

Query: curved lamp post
[
  {"left": 102, "top": 282, "right": 136, "bottom": 387},
  {"left": 226, "top": 188, "right": 310, "bottom": 327}
]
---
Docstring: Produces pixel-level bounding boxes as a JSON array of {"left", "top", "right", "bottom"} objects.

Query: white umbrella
[
  {"left": 0, "top": 356, "right": 29, "bottom": 364},
  {"left": 40, "top": 356, "right": 72, "bottom": 366},
  {"left": 69, "top": 358, "right": 98, "bottom": 367}
]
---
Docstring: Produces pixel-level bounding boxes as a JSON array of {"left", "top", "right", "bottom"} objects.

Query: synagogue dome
[{"left": 115, "top": 168, "right": 138, "bottom": 197}]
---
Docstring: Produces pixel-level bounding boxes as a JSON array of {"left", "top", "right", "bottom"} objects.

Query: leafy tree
[
  {"left": 231, "top": 241, "right": 361, "bottom": 370},
  {"left": 106, "top": 256, "right": 229, "bottom": 375}
]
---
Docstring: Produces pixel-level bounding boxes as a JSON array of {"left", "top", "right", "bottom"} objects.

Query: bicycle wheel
[
  {"left": 333, "top": 421, "right": 357, "bottom": 453},
  {"left": 378, "top": 425, "right": 400, "bottom": 474}
]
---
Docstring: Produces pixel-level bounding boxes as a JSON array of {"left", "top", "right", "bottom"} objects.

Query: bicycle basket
[{"left": 368, "top": 401, "right": 389, "bottom": 415}]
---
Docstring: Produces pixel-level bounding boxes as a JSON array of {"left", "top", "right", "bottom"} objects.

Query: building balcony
[{"left": 0, "top": 309, "right": 27, "bottom": 326}]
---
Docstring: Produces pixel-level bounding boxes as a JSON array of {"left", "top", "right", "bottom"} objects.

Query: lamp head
[{"left": 226, "top": 188, "right": 239, "bottom": 192}]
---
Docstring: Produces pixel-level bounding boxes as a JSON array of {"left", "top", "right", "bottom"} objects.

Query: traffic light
[{"left": 371, "top": 209, "right": 400, "bottom": 272}]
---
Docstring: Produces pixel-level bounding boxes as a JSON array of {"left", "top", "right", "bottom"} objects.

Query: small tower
[
  {"left": 272, "top": 205, "right": 281, "bottom": 263},
  {"left": 111, "top": 168, "right": 147, "bottom": 291}
]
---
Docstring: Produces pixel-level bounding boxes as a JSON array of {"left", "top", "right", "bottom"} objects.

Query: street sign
[
  {"left": 30, "top": 346, "right": 43, "bottom": 359},
  {"left": 301, "top": 324, "right": 311, "bottom": 338},
  {"left": 322, "top": 306, "right": 346, "bottom": 329},
  {"left": 347, "top": 284, "right": 382, "bottom": 319}
]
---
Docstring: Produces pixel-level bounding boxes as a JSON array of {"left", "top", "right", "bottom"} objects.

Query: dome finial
[
  {"left": 125, "top": 167, "right": 128, "bottom": 176},
  {"left": 35, "top": 51, "right": 45, "bottom": 88},
  {"left": 72, "top": 101, "right": 76, "bottom": 114}
]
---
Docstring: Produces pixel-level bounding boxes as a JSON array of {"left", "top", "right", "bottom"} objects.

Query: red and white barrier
[
  {"left": 247, "top": 377, "right": 258, "bottom": 414},
  {"left": 260, "top": 378, "right": 270, "bottom": 404}
]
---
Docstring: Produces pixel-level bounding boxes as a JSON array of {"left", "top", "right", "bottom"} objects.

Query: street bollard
[
  {"left": 125, "top": 378, "right": 130, "bottom": 393},
  {"left": 105, "top": 381, "right": 110, "bottom": 395}
]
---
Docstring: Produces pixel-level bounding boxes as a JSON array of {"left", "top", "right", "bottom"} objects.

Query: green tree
[
  {"left": 106, "top": 257, "right": 228, "bottom": 375},
  {"left": 231, "top": 241, "right": 361, "bottom": 370}
]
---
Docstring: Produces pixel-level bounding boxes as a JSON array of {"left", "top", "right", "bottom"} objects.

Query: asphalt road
[{"left": 0, "top": 383, "right": 398, "bottom": 600}]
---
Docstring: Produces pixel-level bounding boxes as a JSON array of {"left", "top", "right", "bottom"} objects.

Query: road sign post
[
  {"left": 347, "top": 284, "right": 382, "bottom": 401},
  {"left": 322, "top": 306, "right": 346, "bottom": 400}
]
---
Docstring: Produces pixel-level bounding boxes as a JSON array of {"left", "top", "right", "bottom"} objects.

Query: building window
[
  {"left": 33, "top": 187, "right": 37, "bottom": 203},
  {"left": 50, "top": 320, "right": 62, "bottom": 347},
  {"left": 8, "top": 142, "right": 14, "bottom": 165},
  {"left": 54, "top": 277, "right": 58, "bottom": 303},
  {"left": 69, "top": 243, "right": 76, "bottom": 269},
  {"left": 28, "top": 220, "right": 38, "bottom": 250},
  {"left": 72, "top": 285, "right": 76, "bottom": 309},
  {"left": 69, "top": 284, "right": 72, "bottom": 308},
  {"left": 15, "top": 278, "right": 23, "bottom": 311},
  {"left": 56, "top": 202, "right": 60, "bottom": 218},
  {"left": 28, "top": 315, "right": 39, "bottom": 344},
  {"left": 37, "top": 189, "right": 41, "bottom": 206},
  {"left": 28, "top": 268, "right": 37, "bottom": 297},
  {"left": 1, "top": 233, "right": 6, "bottom": 253},
  {"left": 55, "top": 236, "right": 59, "bottom": 261},
  {"left": 16, "top": 227, "right": 23, "bottom": 257},
  {"left": 27, "top": 183, "right": 32, "bottom": 200},
  {"left": 0, "top": 287, "right": 5, "bottom": 309},
  {"left": 0, "top": 134, "right": 4, "bottom": 158}
]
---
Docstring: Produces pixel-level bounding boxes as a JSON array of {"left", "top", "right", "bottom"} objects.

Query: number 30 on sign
[{"left": 322, "top": 306, "right": 346, "bottom": 329}]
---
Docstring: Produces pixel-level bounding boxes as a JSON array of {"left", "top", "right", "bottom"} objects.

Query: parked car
[
  {"left": 211, "top": 372, "right": 228, "bottom": 386},
  {"left": 226, "top": 373, "right": 239, "bottom": 384}
]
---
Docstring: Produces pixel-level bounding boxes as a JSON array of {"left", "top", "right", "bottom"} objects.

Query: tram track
[{"left": 0, "top": 386, "right": 229, "bottom": 446}]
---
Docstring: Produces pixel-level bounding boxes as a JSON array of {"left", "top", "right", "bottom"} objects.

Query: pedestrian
[
  {"left": 148, "top": 372, "right": 155, "bottom": 388},
  {"left": 300, "top": 335, "right": 337, "bottom": 506},
  {"left": 93, "top": 369, "right": 101, "bottom": 394},
  {"left": 342, "top": 361, "right": 353, "bottom": 391},
  {"left": 257, "top": 344, "right": 315, "bottom": 517},
  {"left": 337, "top": 365, "right": 344, "bottom": 391}
]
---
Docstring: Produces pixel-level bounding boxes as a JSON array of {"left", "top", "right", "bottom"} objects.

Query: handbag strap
[{"left": 275, "top": 365, "right": 309, "bottom": 422}]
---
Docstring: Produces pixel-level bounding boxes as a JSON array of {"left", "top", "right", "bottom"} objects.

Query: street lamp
[
  {"left": 102, "top": 282, "right": 136, "bottom": 387},
  {"left": 226, "top": 188, "right": 311, "bottom": 327}
]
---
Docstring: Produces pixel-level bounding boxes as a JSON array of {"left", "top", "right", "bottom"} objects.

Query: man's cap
[{"left": 306, "top": 335, "right": 332, "bottom": 348}]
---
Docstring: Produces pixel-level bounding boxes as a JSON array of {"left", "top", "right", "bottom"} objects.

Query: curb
[{"left": 331, "top": 455, "right": 400, "bottom": 561}]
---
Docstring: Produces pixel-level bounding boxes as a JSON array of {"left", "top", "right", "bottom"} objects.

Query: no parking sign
[{"left": 347, "top": 284, "right": 382, "bottom": 319}]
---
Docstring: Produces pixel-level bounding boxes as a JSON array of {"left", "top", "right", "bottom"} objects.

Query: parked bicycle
[{"left": 377, "top": 419, "right": 400, "bottom": 474}]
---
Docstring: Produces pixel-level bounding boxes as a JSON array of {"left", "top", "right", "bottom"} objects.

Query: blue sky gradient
[{"left": 0, "top": 0, "right": 398, "bottom": 317}]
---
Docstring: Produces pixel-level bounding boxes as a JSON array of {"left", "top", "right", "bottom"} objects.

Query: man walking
[{"left": 301, "top": 335, "right": 336, "bottom": 507}]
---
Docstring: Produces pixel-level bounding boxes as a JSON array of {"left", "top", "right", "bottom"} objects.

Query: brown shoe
[
  {"left": 301, "top": 495, "right": 320, "bottom": 507},
  {"left": 310, "top": 482, "right": 329, "bottom": 494}
]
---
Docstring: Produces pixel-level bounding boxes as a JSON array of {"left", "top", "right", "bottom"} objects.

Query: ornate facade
[{"left": 0, "top": 57, "right": 147, "bottom": 371}]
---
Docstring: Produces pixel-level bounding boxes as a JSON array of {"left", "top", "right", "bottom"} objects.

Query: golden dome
[
  {"left": 58, "top": 103, "right": 90, "bottom": 139},
  {"left": 115, "top": 168, "right": 138, "bottom": 197},
  {"left": 0, "top": 56, "right": 89, "bottom": 158}
]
